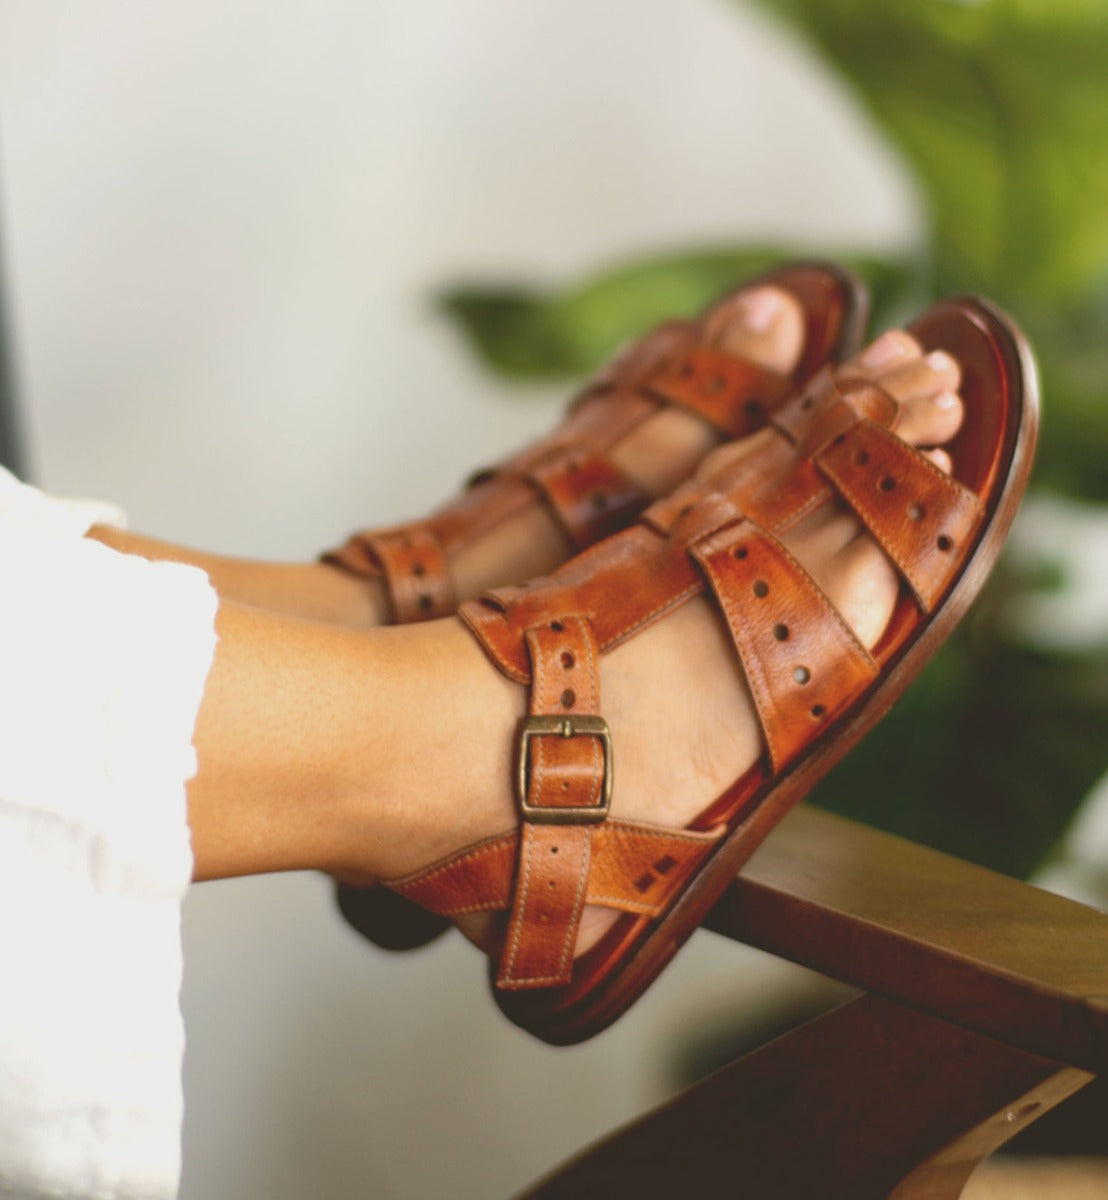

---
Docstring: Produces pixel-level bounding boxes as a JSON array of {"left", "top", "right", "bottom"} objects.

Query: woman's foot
[
  {"left": 329, "top": 328, "right": 965, "bottom": 969},
  {"left": 181, "top": 296, "right": 1034, "bottom": 1043}
]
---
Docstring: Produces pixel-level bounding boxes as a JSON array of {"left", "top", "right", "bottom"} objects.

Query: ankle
[{"left": 325, "top": 620, "right": 523, "bottom": 883}]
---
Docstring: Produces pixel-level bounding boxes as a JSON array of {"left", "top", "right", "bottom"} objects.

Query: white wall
[{"left": 0, "top": 2, "right": 918, "bottom": 1196}]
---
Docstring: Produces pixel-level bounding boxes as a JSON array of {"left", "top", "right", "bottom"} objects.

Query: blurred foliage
[{"left": 437, "top": 0, "right": 1108, "bottom": 877}]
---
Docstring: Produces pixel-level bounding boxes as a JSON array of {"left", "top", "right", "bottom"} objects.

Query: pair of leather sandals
[{"left": 328, "top": 263, "right": 1039, "bottom": 1046}]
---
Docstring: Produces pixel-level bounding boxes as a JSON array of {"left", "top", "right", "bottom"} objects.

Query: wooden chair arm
[
  {"left": 523, "top": 807, "right": 1108, "bottom": 1200},
  {"left": 706, "top": 805, "right": 1108, "bottom": 1073}
]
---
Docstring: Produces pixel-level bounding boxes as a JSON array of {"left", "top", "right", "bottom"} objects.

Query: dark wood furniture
[{"left": 524, "top": 806, "right": 1108, "bottom": 1199}]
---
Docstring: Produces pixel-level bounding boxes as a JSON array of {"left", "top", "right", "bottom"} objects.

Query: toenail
[
  {"left": 858, "top": 333, "right": 907, "bottom": 369},
  {"left": 735, "top": 287, "right": 783, "bottom": 332},
  {"left": 934, "top": 390, "right": 960, "bottom": 410},
  {"left": 925, "top": 350, "right": 958, "bottom": 374}
]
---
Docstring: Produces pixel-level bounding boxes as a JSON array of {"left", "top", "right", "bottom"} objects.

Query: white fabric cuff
[{"left": 0, "top": 468, "right": 217, "bottom": 1200}]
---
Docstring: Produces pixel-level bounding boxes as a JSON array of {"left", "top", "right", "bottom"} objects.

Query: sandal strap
[
  {"left": 325, "top": 523, "right": 456, "bottom": 622},
  {"left": 515, "top": 445, "right": 652, "bottom": 550},
  {"left": 672, "top": 372, "right": 891, "bottom": 539},
  {"left": 814, "top": 421, "right": 984, "bottom": 611},
  {"left": 644, "top": 344, "right": 791, "bottom": 437},
  {"left": 390, "top": 822, "right": 721, "bottom": 917},
  {"left": 499, "top": 615, "right": 607, "bottom": 989},
  {"left": 463, "top": 522, "right": 707, "bottom": 684},
  {"left": 689, "top": 520, "right": 879, "bottom": 772}
]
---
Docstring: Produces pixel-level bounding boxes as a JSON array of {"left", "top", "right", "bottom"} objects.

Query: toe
[
  {"left": 873, "top": 349, "right": 961, "bottom": 404},
  {"left": 842, "top": 338, "right": 964, "bottom": 450},
  {"left": 823, "top": 533, "right": 901, "bottom": 651},
  {"left": 843, "top": 329, "right": 922, "bottom": 375},
  {"left": 700, "top": 284, "right": 805, "bottom": 375},
  {"left": 922, "top": 447, "right": 954, "bottom": 474},
  {"left": 896, "top": 389, "right": 964, "bottom": 447}
]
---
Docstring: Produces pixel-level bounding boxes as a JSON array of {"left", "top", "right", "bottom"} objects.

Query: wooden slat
[
  {"left": 705, "top": 806, "right": 1108, "bottom": 1073},
  {"left": 521, "top": 995, "right": 1091, "bottom": 1200}
]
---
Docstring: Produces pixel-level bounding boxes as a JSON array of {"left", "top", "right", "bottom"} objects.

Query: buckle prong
[{"left": 517, "top": 714, "right": 613, "bottom": 825}]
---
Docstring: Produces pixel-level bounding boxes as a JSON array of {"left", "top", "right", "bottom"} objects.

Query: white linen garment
[{"left": 0, "top": 468, "right": 217, "bottom": 1199}]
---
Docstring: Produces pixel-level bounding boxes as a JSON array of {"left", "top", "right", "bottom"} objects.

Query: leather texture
[
  {"left": 381, "top": 295, "right": 1039, "bottom": 1043},
  {"left": 332, "top": 261, "right": 870, "bottom": 956},
  {"left": 322, "top": 262, "right": 868, "bottom": 621}
]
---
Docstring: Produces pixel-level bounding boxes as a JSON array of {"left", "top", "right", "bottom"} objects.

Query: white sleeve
[{"left": 0, "top": 467, "right": 217, "bottom": 1200}]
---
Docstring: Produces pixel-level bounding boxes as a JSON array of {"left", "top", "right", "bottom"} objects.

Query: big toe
[{"left": 700, "top": 284, "right": 806, "bottom": 375}]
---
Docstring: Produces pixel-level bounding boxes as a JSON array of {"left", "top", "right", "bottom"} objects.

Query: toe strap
[
  {"left": 518, "top": 445, "right": 652, "bottom": 551},
  {"left": 815, "top": 421, "right": 984, "bottom": 611},
  {"left": 644, "top": 344, "right": 791, "bottom": 437},
  {"left": 691, "top": 520, "right": 880, "bottom": 774}
]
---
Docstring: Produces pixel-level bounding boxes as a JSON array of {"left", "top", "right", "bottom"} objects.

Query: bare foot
[{"left": 332, "top": 330, "right": 964, "bottom": 967}]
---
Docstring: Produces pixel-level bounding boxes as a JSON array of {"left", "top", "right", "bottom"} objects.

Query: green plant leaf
[
  {"left": 743, "top": 0, "right": 1108, "bottom": 304},
  {"left": 810, "top": 629, "right": 1108, "bottom": 878}
]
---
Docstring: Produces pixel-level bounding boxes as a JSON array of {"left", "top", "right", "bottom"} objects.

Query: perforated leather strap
[
  {"left": 691, "top": 520, "right": 879, "bottom": 773},
  {"left": 816, "top": 422, "right": 984, "bottom": 612},
  {"left": 498, "top": 615, "right": 608, "bottom": 989},
  {"left": 519, "top": 446, "right": 651, "bottom": 550},
  {"left": 365, "top": 525, "right": 455, "bottom": 623},
  {"left": 390, "top": 820, "right": 720, "bottom": 918},
  {"left": 645, "top": 345, "right": 789, "bottom": 437}
]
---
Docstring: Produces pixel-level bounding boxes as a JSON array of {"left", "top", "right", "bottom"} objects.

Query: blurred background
[{"left": 1, "top": 2, "right": 1105, "bottom": 1197}]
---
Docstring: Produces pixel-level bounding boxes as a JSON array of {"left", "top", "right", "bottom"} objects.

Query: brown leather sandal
[
  {"left": 381, "top": 295, "right": 1039, "bottom": 1043},
  {"left": 331, "top": 261, "right": 869, "bottom": 952}
]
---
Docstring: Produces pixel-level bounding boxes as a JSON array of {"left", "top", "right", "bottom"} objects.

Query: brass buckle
[{"left": 516, "top": 714, "right": 613, "bottom": 825}]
